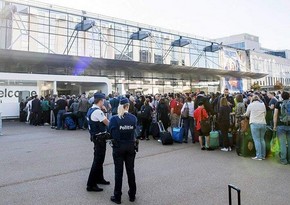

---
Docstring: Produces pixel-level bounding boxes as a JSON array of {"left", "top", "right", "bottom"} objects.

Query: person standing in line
[
  {"left": 140, "top": 99, "right": 153, "bottom": 140},
  {"left": 194, "top": 101, "right": 214, "bottom": 151},
  {"left": 55, "top": 95, "right": 67, "bottom": 130},
  {"left": 235, "top": 94, "right": 246, "bottom": 129},
  {"left": 181, "top": 97, "right": 195, "bottom": 143},
  {"left": 78, "top": 94, "right": 89, "bottom": 130},
  {"left": 218, "top": 97, "right": 232, "bottom": 151},
  {"left": 31, "top": 95, "right": 41, "bottom": 126},
  {"left": 245, "top": 95, "right": 267, "bottom": 160},
  {"left": 109, "top": 97, "right": 137, "bottom": 204},
  {"left": 86, "top": 92, "right": 110, "bottom": 192},
  {"left": 273, "top": 91, "right": 290, "bottom": 165}
]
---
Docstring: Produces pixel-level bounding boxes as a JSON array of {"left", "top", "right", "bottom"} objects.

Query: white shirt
[
  {"left": 181, "top": 102, "right": 194, "bottom": 117},
  {"left": 25, "top": 99, "right": 33, "bottom": 111},
  {"left": 90, "top": 105, "right": 106, "bottom": 122},
  {"left": 245, "top": 101, "right": 266, "bottom": 124}
]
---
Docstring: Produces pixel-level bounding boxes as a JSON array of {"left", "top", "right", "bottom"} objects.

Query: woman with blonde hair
[
  {"left": 109, "top": 97, "right": 137, "bottom": 203},
  {"left": 245, "top": 95, "right": 267, "bottom": 160},
  {"left": 218, "top": 97, "right": 232, "bottom": 151}
]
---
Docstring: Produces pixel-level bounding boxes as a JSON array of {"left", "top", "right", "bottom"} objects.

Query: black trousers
[
  {"left": 42, "top": 110, "right": 50, "bottom": 124},
  {"left": 31, "top": 112, "right": 41, "bottom": 126},
  {"left": 87, "top": 140, "right": 107, "bottom": 187},
  {"left": 220, "top": 123, "right": 230, "bottom": 148},
  {"left": 113, "top": 143, "right": 136, "bottom": 200},
  {"left": 141, "top": 119, "right": 151, "bottom": 138}
]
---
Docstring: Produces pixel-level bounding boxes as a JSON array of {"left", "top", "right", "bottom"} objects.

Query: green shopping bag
[{"left": 270, "top": 131, "right": 280, "bottom": 154}]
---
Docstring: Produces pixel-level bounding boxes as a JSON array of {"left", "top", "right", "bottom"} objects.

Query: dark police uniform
[
  {"left": 109, "top": 98, "right": 137, "bottom": 203},
  {"left": 86, "top": 93, "right": 109, "bottom": 191}
]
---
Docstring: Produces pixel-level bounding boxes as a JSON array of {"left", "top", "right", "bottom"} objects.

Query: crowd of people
[{"left": 19, "top": 88, "right": 290, "bottom": 165}]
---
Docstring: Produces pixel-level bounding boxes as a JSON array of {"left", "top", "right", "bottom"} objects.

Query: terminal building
[{"left": 0, "top": 0, "right": 289, "bottom": 118}]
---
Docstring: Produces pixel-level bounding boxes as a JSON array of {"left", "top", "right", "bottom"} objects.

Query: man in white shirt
[
  {"left": 181, "top": 97, "right": 195, "bottom": 143},
  {"left": 86, "top": 92, "right": 110, "bottom": 192}
]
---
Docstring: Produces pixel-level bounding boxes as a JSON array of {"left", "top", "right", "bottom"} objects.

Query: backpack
[
  {"left": 181, "top": 103, "right": 189, "bottom": 118},
  {"left": 138, "top": 105, "right": 151, "bottom": 119},
  {"left": 174, "top": 102, "right": 183, "bottom": 116},
  {"left": 280, "top": 100, "right": 290, "bottom": 124},
  {"left": 65, "top": 116, "right": 76, "bottom": 130}
]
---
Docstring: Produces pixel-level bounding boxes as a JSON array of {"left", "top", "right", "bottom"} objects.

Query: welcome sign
[{"left": 0, "top": 86, "right": 37, "bottom": 118}]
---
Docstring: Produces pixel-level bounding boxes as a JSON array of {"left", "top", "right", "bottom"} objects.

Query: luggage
[
  {"left": 151, "top": 122, "right": 160, "bottom": 140},
  {"left": 228, "top": 132, "right": 233, "bottom": 147},
  {"left": 208, "top": 115, "right": 219, "bottom": 148},
  {"left": 172, "top": 118, "right": 184, "bottom": 143},
  {"left": 158, "top": 121, "right": 173, "bottom": 145},
  {"left": 265, "top": 126, "right": 273, "bottom": 157},
  {"left": 236, "top": 129, "right": 255, "bottom": 157},
  {"left": 65, "top": 116, "right": 76, "bottom": 130},
  {"left": 209, "top": 130, "right": 219, "bottom": 148},
  {"left": 228, "top": 184, "right": 241, "bottom": 205}
]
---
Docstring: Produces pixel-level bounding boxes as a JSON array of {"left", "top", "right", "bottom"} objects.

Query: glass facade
[{"left": 0, "top": 0, "right": 289, "bottom": 93}]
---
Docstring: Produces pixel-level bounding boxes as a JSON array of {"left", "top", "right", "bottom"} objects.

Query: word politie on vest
[{"left": 120, "top": 125, "right": 134, "bottom": 130}]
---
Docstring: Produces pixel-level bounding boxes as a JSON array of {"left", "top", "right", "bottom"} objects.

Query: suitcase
[
  {"left": 236, "top": 129, "right": 256, "bottom": 157},
  {"left": 158, "top": 121, "right": 173, "bottom": 145},
  {"left": 64, "top": 115, "right": 76, "bottom": 130},
  {"left": 228, "top": 184, "right": 241, "bottom": 205},
  {"left": 209, "top": 130, "right": 219, "bottom": 148},
  {"left": 208, "top": 115, "right": 219, "bottom": 148},
  {"left": 172, "top": 118, "right": 184, "bottom": 143},
  {"left": 151, "top": 122, "right": 160, "bottom": 140}
]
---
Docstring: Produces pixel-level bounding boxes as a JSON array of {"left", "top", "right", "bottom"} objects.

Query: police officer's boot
[
  {"left": 86, "top": 185, "right": 103, "bottom": 192},
  {"left": 128, "top": 191, "right": 135, "bottom": 202},
  {"left": 110, "top": 196, "right": 121, "bottom": 204}
]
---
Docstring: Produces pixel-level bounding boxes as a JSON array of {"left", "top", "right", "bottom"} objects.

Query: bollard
[{"left": 0, "top": 112, "right": 2, "bottom": 136}]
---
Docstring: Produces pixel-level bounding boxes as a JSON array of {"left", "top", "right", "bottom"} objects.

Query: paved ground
[{"left": 0, "top": 121, "right": 290, "bottom": 205}]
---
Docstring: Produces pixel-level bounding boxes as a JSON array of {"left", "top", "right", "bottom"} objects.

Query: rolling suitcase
[
  {"left": 64, "top": 114, "right": 76, "bottom": 130},
  {"left": 228, "top": 184, "right": 241, "bottom": 205},
  {"left": 172, "top": 118, "right": 184, "bottom": 143},
  {"left": 208, "top": 115, "right": 219, "bottom": 148},
  {"left": 151, "top": 122, "right": 160, "bottom": 140},
  {"left": 236, "top": 129, "right": 255, "bottom": 157},
  {"left": 158, "top": 121, "right": 173, "bottom": 145}
]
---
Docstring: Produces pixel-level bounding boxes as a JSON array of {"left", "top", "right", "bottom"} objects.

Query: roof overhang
[{"left": 0, "top": 49, "right": 267, "bottom": 80}]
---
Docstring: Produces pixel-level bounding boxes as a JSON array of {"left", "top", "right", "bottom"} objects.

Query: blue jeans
[
  {"left": 277, "top": 125, "right": 290, "bottom": 164},
  {"left": 250, "top": 123, "right": 266, "bottom": 159},
  {"left": 78, "top": 111, "right": 88, "bottom": 129},
  {"left": 57, "top": 110, "right": 66, "bottom": 129},
  {"left": 183, "top": 117, "right": 195, "bottom": 142}
]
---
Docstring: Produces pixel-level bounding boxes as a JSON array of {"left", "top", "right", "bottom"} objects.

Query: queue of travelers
[
  {"left": 18, "top": 89, "right": 290, "bottom": 204},
  {"left": 19, "top": 89, "right": 290, "bottom": 166}
]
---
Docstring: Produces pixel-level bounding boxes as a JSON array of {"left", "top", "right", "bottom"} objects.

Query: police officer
[
  {"left": 109, "top": 97, "right": 137, "bottom": 204},
  {"left": 86, "top": 92, "right": 110, "bottom": 192}
]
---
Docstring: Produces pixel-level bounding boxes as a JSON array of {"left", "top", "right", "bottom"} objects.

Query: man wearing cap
[
  {"left": 109, "top": 97, "right": 137, "bottom": 204},
  {"left": 86, "top": 92, "right": 110, "bottom": 192}
]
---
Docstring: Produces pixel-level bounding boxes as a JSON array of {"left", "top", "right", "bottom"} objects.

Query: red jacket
[{"left": 194, "top": 107, "right": 209, "bottom": 130}]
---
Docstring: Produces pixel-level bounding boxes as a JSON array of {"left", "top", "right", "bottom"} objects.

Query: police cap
[
  {"left": 94, "top": 92, "right": 106, "bottom": 99},
  {"left": 120, "top": 97, "right": 129, "bottom": 105}
]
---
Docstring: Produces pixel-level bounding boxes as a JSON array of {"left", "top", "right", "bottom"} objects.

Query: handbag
[
  {"left": 200, "top": 109, "right": 211, "bottom": 134},
  {"left": 181, "top": 103, "right": 189, "bottom": 119},
  {"left": 270, "top": 131, "right": 280, "bottom": 154}
]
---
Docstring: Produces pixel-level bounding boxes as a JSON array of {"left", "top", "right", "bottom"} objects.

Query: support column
[
  {"left": 0, "top": 112, "right": 3, "bottom": 136},
  {"left": 53, "top": 81, "right": 58, "bottom": 95}
]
